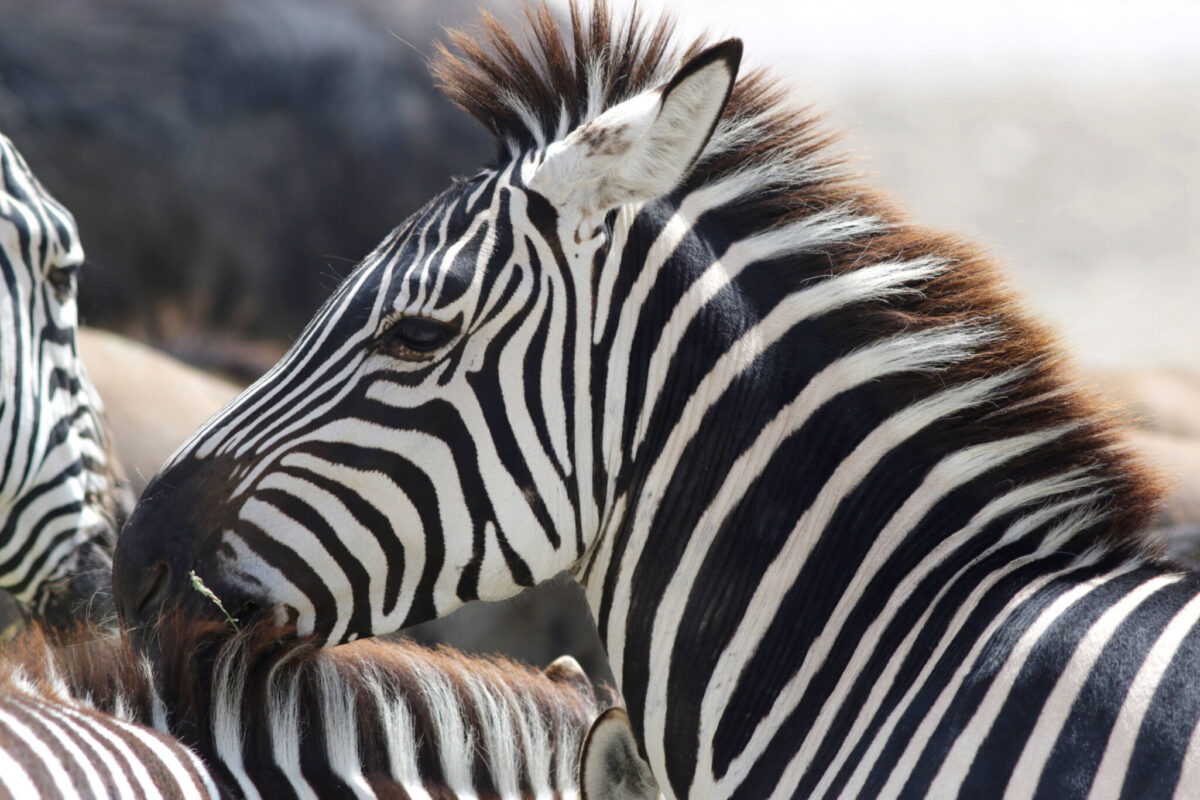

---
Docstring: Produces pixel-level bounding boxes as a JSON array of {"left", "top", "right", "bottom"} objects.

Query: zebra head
[
  {"left": 113, "top": 11, "right": 743, "bottom": 643},
  {"left": 0, "top": 132, "right": 126, "bottom": 625}
]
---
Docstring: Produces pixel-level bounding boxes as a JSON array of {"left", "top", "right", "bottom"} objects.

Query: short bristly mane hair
[
  {"left": 435, "top": 1, "right": 681, "bottom": 154},
  {"left": 433, "top": 1, "right": 1163, "bottom": 552},
  {"left": 3, "top": 619, "right": 607, "bottom": 796}
]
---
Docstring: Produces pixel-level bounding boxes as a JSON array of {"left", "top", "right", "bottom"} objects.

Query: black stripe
[
  {"left": 848, "top": 553, "right": 1125, "bottom": 799},
  {"left": 1119, "top": 585, "right": 1200, "bottom": 800},
  {"left": 1024, "top": 575, "right": 1195, "bottom": 799}
]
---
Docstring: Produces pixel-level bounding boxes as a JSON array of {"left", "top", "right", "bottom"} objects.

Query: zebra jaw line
[
  {"left": 114, "top": 3, "right": 1198, "bottom": 798},
  {"left": 0, "top": 132, "right": 127, "bottom": 626}
]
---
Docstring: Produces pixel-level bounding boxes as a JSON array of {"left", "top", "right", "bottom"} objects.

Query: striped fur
[
  {"left": 113, "top": 3, "right": 1200, "bottom": 798},
  {"left": 0, "top": 634, "right": 219, "bottom": 800},
  {"left": 5, "top": 620, "right": 604, "bottom": 798},
  {"left": 0, "top": 131, "right": 125, "bottom": 626}
]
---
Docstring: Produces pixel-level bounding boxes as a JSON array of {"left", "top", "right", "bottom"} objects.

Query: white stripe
[
  {"left": 998, "top": 574, "right": 1179, "bottom": 799},
  {"left": 599, "top": 170, "right": 783, "bottom": 490},
  {"left": 32, "top": 700, "right": 140, "bottom": 800},
  {"left": 1087, "top": 587, "right": 1200, "bottom": 800},
  {"left": 798, "top": 486, "right": 1106, "bottom": 800},
  {"left": 694, "top": 421, "right": 1080, "bottom": 797},
  {"left": 0, "top": 731, "right": 41, "bottom": 798},
  {"left": 268, "top": 665, "right": 318, "bottom": 800},
  {"left": 316, "top": 660, "right": 377, "bottom": 799},
  {"left": 630, "top": 210, "right": 894, "bottom": 455},
  {"left": 606, "top": 323, "right": 991, "bottom": 692},
  {"left": 186, "top": 258, "right": 382, "bottom": 463},
  {"left": 14, "top": 698, "right": 111, "bottom": 799},
  {"left": 1175, "top": 712, "right": 1200, "bottom": 800},
  {"left": 277, "top": 449, "right": 429, "bottom": 634},
  {"left": 464, "top": 673, "right": 523, "bottom": 798},
  {"left": 413, "top": 659, "right": 479, "bottom": 799},
  {"left": 102, "top": 714, "right": 214, "bottom": 800},
  {"left": 363, "top": 668, "right": 432, "bottom": 800},
  {"left": 833, "top": 547, "right": 1128, "bottom": 800},
  {"left": 50, "top": 702, "right": 168, "bottom": 800},
  {"left": 646, "top": 370, "right": 1015, "bottom": 791},
  {"left": 211, "top": 636, "right": 261, "bottom": 800}
]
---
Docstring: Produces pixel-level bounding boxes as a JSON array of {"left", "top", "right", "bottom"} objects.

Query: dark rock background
[{"left": 0, "top": 0, "right": 497, "bottom": 378}]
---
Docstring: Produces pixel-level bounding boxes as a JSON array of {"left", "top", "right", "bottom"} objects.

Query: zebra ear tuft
[
  {"left": 529, "top": 39, "right": 742, "bottom": 219},
  {"left": 579, "top": 707, "right": 661, "bottom": 800}
]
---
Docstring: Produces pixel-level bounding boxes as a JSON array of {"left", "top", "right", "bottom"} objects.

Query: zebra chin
[
  {"left": 118, "top": 571, "right": 282, "bottom": 666},
  {"left": 113, "top": 453, "right": 266, "bottom": 629},
  {"left": 34, "top": 531, "right": 118, "bottom": 630}
]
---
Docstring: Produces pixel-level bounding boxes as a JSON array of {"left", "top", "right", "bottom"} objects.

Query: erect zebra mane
[
  {"left": 435, "top": 0, "right": 1162, "bottom": 550},
  {"left": 5, "top": 618, "right": 606, "bottom": 796}
]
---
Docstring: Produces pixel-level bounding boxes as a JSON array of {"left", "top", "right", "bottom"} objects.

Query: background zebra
[
  {"left": 0, "top": 639, "right": 218, "bottom": 799},
  {"left": 5, "top": 617, "right": 610, "bottom": 799},
  {"left": 113, "top": 2, "right": 1200, "bottom": 797},
  {"left": 0, "top": 131, "right": 126, "bottom": 627}
]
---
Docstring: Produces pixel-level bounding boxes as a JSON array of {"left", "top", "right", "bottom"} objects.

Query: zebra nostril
[{"left": 134, "top": 561, "right": 172, "bottom": 618}]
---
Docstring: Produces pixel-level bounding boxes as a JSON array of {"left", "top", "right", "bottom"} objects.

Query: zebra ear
[
  {"left": 530, "top": 39, "right": 742, "bottom": 219},
  {"left": 579, "top": 707, "right": 661, "bottom": 800},
  {"left": 543, "top": 654, "right": 595, "bottom": 702}
]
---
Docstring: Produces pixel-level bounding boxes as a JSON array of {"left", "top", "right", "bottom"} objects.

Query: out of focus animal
[
  {"left": 1095, "top": 367, "right": 1200, "bottom": 565},
  {"left": 0, "top": 132, "right": 127, "bottom": 627},
  {"left": 77, "top": 329, "right": 241, "bottom": 497}
]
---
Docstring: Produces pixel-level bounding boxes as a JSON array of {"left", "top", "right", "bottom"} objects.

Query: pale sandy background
[{"left": 559, "top": 0, "right": 1200, "bottom": 370}]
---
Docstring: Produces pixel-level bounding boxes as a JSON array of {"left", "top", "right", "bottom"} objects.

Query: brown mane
[{"left": 433, "top": 1, "right": 1162, "bottom": 550}]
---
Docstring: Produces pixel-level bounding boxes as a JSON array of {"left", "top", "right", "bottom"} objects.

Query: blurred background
[{"left": 0, "top": 0, "right": 1196, "bottom": 679}]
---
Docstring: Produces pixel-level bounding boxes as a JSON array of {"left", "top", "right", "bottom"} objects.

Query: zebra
[
  {"left": 0, "top": 642, "right": 220, "bottom": 799},
  {"left": 0, "top": 131, "right": 127, "bottom": 627},
  {"left": 4, "top": 616, "right": 617, "bottom": 799},
  {"left": 113, "top": 2, "right": 1200, "bottom": 797}
]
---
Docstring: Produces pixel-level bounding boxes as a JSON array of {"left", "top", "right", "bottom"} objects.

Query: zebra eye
[
  {"left": 45, "top": 263, "right": 78, "bottom": 298},
  {"left": 376, "top": 315, "right": 459, "bottom": 360}
]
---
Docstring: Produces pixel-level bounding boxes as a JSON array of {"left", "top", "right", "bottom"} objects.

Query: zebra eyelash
[{"left": 371, "top": 313, "right": 463, "bottom": 362}]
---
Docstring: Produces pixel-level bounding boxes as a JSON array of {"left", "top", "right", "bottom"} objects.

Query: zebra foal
[
  {"left": 2, "top": 617, "right": 630, "bottom": 799},
  {"left": 114, "top": 2, "right": 1200, "bottom": 797},
  {"left": 0, "top": 131, "right": 126, "bottom": 626}
]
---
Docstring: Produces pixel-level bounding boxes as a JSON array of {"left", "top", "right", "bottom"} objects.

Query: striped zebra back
[
  {"left": 7, "top": 620, "right": 607, "bottom": 799},
  {"left": 0, "top": 648, "right": 218, "bottom": 799},
  {"left": 0, "top": 131, "right": 126, "bottom": 626}
]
